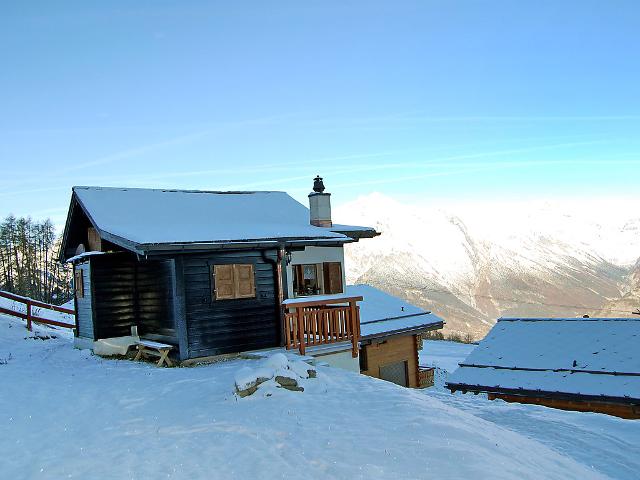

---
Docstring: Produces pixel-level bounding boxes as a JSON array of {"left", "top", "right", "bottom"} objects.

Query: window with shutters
[
  {"left": 212, "top": 264, "right": 256, "bottom": 300},
  {"left": 292, "top": 262, "right": 343, "bottom": 296},
  {"left": 74, "top": 270, "right": 84, "bottom": 298}
]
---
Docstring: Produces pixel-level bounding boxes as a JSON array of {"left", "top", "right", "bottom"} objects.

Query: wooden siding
[
  {"left": 488, "top": 393, "right": 640, "bottom": 420},
  {"left": 74, "top": 261, "right": 94, "bottom": 339},
  {"left": 361, "top": 335, "right": 420, "bottom": 388},
  {"left": 90, "top": 255, "right": 176, "bottom": 344},
  {"left": 182, "top": 249, "right": 280, "bottom": 358}
]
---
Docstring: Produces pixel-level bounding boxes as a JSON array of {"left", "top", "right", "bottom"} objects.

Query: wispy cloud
[{"left": 60, "top": 113, "right": 298, "bottom": 173}]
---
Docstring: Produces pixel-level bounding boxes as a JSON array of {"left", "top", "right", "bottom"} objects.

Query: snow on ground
[
  {"left": 0, "top": 315, "right": 608, "bottom": 480},
  {"left": 420, "top": 340, "right": 640, "bottom": 480}
]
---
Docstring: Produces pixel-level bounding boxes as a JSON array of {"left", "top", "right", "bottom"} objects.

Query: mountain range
[{"left": 335, "top": 194, "right": 640, "bottom": 339}]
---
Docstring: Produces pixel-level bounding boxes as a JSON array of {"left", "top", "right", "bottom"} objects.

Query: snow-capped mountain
[
  {"left": 335, "top": 194, "right": 640, "bottom": 339},
  {"left": 602, "top": 258, "right": 640, "bottom": 317}
]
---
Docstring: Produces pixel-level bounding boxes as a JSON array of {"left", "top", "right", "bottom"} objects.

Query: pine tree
[{"left": 0, "top": 215, "right": 71, "bottom": 304}]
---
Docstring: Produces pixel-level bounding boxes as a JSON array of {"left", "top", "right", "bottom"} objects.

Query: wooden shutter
[
  {"left": 323, "top": 262, "right": 343, "bottom": 294},
  {"left": 234, "top": 264, "right": 255, "bottom": 299},
  {"left": 213, "top": 265, "right": 235, "bottom": 300},
  {"left": 74, "top": 269, "right": 84, "bottom": 298}
]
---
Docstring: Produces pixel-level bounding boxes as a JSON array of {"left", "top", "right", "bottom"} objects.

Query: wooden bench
[{"left": 134, "top": 339, "right": 174, "bottom": 367}]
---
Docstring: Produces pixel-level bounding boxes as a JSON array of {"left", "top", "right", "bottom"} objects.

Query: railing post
[
  {"left": 284, "top": 313, "right": 292, "bottom": 350},
  {"left": 26, "top": 301, "right": 32, "bottom": 331},
  {"left": 349, "top": 300, "right": 359, "bottom": 358},
  {"left": 297, "top": 307, "right": 305, "bottom": 356}
]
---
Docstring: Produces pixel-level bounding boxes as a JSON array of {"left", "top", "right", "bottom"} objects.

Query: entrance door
[{"left": 379, "top": 361, "right": 409, "bottom": 387}]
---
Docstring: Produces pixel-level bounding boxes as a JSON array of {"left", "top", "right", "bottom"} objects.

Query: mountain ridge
[{"left": 336, "top": 193, "right": 638, "bottom": 339}]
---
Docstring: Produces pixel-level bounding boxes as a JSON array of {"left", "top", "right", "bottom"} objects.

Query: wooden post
[
  {"left": 297, "top": 307, "right": 306, "bottom": 356},
  {"left": 349, "top": 299, "right": 359, "bottom": 358},
  {"left": 26, "top": 301, "right": 32, "bottom": 331}
]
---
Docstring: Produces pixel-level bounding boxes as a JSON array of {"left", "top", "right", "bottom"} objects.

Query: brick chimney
[{"left": 309, "top": 175, "right": 332, "bottom": 227}]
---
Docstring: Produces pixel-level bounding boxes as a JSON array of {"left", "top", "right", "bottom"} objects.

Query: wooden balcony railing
[
  {"left": 418, "top": 366, "right": 435, "bottom": 388},
  {"left": 282, "top": 295, "right": 363, "bottom": 358}
]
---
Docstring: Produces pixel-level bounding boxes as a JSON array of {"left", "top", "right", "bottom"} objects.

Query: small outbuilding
[
  {"left": 349, "top": 285, "right": 444, "bottom": 388},
  {"left": 446, "top": 317, "right": 640, "bottom": 419}
]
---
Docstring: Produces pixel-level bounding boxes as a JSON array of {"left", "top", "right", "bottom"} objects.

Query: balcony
[{"left": 282, "top": 294, "right": 363, "bottom": 357}]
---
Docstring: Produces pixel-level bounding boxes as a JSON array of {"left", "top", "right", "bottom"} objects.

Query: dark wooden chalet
[{"left": 60, "top": 180, "right": 378, "bottom": 362}]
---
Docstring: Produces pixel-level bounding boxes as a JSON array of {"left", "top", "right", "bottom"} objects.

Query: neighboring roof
[
  {"left": 346, "top": 285, "right": 444, "bottom": 338},
  {"left": 64, "top": 187, "right": 377, "bottom": 257},
  {"left": 446, "top": 317, "right": 640, "bottom": 403}
]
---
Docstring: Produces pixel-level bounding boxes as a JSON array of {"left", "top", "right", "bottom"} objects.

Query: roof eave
[
  {"left": 330, "top": 229, "right": 381, "bottom": 241},
  {"left": 138, "top": 236, "right": 352, "bottom": 256},
  {"left": 360, "top": 321, "right": 444, "bottom": 342},
  {"left": 444, "top": 383, "right": 640, "bottom": 406}
]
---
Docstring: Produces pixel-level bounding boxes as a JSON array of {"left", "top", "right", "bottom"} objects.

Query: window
[
  {"left": 292, "top": 262, "right": 343, "bottom": 296},
  {"left": 212, "top": 264, "right": 255, "bottom": 300},
  {"left": 293, "top": 264, "right": 320, "bottom": 296},
  {"left": 74, "top": 269, "right": 84, "bottom": 298}
]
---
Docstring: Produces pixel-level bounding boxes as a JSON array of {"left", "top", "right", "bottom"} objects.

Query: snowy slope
[
  {"left": 0, "top": 314, "right": 607, "bottom": 480},
  {"left": 420, "top": 340, "right": 640, "bottom": 480},
  {"left": 335, "top": 194, "right": 637, "bottom": 338}
]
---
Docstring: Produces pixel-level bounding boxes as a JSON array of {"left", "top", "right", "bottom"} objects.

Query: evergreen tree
[{"left": 0, "top": 215, "right": 71, "bottom": 304}]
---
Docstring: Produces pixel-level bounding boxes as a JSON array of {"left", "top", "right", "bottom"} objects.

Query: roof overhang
[
  {"left": 360, "top": 316, "right": 444, "bottom": 342},
  {"left": 444, "top": 382, "right": 640, "bottom": 406}
]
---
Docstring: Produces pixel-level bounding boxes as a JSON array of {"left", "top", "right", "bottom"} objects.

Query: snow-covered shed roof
[
  {"left": 446, "top": 317, "right": 640, "bottom": 402},
  {"left": 346, "top": 285, "right": 444, "bottom": 339},
  {"left": 63, "top": 187, "right": 376, "bottom": 258}
]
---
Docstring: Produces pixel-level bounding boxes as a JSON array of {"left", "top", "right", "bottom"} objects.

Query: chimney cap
[{"left": 313, "top": 175, "right": 326, "bottom": 193}]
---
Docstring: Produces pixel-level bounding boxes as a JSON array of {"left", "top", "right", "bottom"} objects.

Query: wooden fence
[{"left": 0, "top": 290, "right": 76, "bottom": 331}]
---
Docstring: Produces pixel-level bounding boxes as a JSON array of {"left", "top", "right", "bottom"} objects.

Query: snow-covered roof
[
  {"left": 346, "top": 285, "right": 444, "bottom": 338},
  {"left": 70, "top": 186, "right": 375, "bottom": 255},
  {"left": 447, "top": 317, "right": 640, "bottom": 401}
]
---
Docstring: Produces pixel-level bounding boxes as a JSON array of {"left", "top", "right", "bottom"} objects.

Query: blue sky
[{"left": 1, "top": 1, "right": 639, "bottom": 227}]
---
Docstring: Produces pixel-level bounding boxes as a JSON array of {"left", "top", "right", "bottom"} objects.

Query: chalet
[
  {"left": 348, "top": 284, "right": 444, "bottom": 388},
  {"left": 60, "top": 177, "right": 378, "bottom": 369},
  {"left": 446, "top": 317, "right": 640, "bottom": 419}
]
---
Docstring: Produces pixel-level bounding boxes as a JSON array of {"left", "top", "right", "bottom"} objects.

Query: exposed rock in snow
[{"left": 233, "top": 353, "right": 317, "bottom": 397}]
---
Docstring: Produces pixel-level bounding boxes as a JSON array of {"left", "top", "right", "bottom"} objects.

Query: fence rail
[{"left": 0, "top": 290, "right": 76, "bottom": 331}]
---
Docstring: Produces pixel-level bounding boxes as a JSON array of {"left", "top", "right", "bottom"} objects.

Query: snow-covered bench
[{"left": 133, "top": 339, "right": 174, "bottom": 367}]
